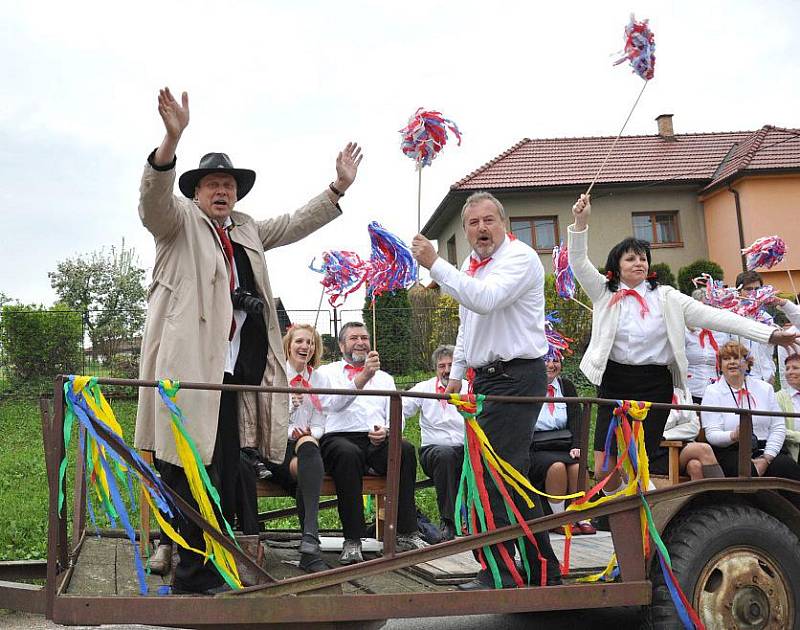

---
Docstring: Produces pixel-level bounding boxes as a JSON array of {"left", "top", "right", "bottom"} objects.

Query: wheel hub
[{"left": 694, "top": 546, "right": 791, "bottom": 629}]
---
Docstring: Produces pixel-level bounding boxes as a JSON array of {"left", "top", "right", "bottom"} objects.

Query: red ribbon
[
  {"left": 466, "top": 256, "right": 492, "bottom": 277},
  {"left": 608, "top": 288, "right": 650, "bottom": 318},
  {"left": 214, "top": 224, "right": 237, "bottom": 340},
  {"left": 344, "top": 363, "right": 364, "bottom": 381},
  {"left": 547, "top": 384, "right": 556, "bottom": 415},
  {"left": 698, "top": 329, "right": 719, "bottom": 352},
  {"left": 289, "top": 369, "right": 322, "bottom": 411}
]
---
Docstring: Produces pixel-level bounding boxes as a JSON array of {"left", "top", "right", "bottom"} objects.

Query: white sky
[{"left": 2, "top": 0, "right": 798, "bottom": 330}]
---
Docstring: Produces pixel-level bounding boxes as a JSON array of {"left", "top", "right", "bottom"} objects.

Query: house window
[
  {"left": 446, "top": 235, "right": 457, "bottom": 266},
  {"left": 510, "top": 216, "right": 559, "bottom": 252},
  {"left": 632, "top": 211, "right": 681, "bottom": 246}
]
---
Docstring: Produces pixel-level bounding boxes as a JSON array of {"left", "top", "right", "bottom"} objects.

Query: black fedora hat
[{"left": 178, "top": 153, "right": 256, "bottom": 200}]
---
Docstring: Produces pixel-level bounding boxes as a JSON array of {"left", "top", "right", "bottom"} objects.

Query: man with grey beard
[{"left": 317, "top": 322, "right": 426, "bottom": 564}]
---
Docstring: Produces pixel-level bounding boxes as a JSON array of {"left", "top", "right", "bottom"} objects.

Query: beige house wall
[
  {"left": 434, "top": 186, "right": 708, "bottom": 275},
  {"left": 701, "top": 175, "right": 800, "bottom": 293}
]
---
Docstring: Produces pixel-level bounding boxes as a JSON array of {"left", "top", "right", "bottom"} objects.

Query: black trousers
[
  {"left": 320, "top": 432, "right": 418, "bottom": 540},
  {"left": 419, "top": 444, "right": 464, "bottom": 525},
  {"left": 595, "top": 361, "right": 673, "bottom": 468},
  {"left": 472, "top": 358, "right": 560, "bottom": 585},
  {"left": 156, "top": 379, "right": 243, "bottom": 592},
  {"left": 713, "top": 444, "right": 800, "bottom": 481}
]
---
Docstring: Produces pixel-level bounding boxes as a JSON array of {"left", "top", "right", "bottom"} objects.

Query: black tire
[{"left": 642, "top": 502, "right": 800, "bottom": 629}]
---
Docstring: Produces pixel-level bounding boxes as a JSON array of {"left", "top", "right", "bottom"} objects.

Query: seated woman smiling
[{"left": 701, "top": 340, "right": 800, "bottom": 485}]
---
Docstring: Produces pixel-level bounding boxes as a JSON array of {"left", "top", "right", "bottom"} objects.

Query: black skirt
[{"left": 595, "top": 360, "right": 673, "bottom": 475}]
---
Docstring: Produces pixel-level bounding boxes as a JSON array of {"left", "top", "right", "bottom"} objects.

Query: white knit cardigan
[{"left": 567, "top": 224, "right": 775, "bottom": 389}]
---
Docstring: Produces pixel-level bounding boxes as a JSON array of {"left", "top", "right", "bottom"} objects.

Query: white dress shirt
[
  {"left": 429, "top": 236, "right": 547, "bottom": 380},
  {"left": 701, "top": 376, "right": 786, "bottom": 459},
  {"left": 783, "top": 385, "right": 800, "bottom": 415},
  {"left": 402, "top": 377, "right": 466, "bottom": 447},
  {"left": 685, "top": 328, "right": 730, "bottom": 398},
  {"left": 609, "top": 281, "right": 673, "bottom": 366},
  {"left": 776, "top": 300, "right": 800, "bottom": 388},
  {"left": 535, "top": 378, "right": 568, "bottom": 432},
  {"left": 316, "top": 360, "right": 396, "bottom": 433}
]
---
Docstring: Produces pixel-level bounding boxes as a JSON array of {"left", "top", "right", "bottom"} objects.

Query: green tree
[
  {"left": 544, "top": 274, "right": 593, "bottom": 351},
  {"left": 363, "top": 289, "right": 413, "bottom": 375},
  {"left": 677, "top": 260, "right": 724, "bottom": 295},
  {"left": 48, "top": 240, "right": 146, "bottom": 364},
  {"left": 650, "top": 262, "right": 677, "bottom": 288}
]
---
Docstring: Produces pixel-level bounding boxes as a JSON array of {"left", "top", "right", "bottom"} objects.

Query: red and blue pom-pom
[
  {"left": 309, "top": 250, "right": 371, "bottom": 307},
  {"left": 545, "top": 312, "right": 574, "bottom": 361},
  {"left": 552, "top": 243, "right": 576, "bottom": 300},
  {"left": 399, "top": 108, "right": 462, "bottom": 168},
  {"left": 742, "top": 235, "right": 786, "bottom": 271},
  {"left": 613, "top": 14, "right": 656, "bottom": 81},
  {"left": 367, "top": 221, "right": 418, "bottom": 299}
]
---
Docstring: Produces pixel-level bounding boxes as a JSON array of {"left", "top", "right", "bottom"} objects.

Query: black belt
[{"left": 474, "top": 357, "right": 539, "bottom": 376}]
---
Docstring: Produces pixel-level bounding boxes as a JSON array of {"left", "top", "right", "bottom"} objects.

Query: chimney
[{"left": 656, "top": 114, "right": 675, "bottom": 140}]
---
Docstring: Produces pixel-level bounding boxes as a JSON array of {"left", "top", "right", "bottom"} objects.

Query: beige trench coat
[{"left": 134, "top": 161, "right": 340, "bottom": 466}]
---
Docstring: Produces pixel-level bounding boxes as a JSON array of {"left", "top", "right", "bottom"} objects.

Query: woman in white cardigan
[{"left": 568, "top": 194, "right": 799, "bottom": 490}]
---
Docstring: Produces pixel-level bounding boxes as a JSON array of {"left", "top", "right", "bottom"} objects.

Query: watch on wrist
[{"left": 329, "top": 182, "right": 344, "bottom": 197}]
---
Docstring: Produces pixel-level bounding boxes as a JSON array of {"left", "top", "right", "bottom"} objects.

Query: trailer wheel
[{"left": 643, "top": 503, "right": 800, "bottom": 629}]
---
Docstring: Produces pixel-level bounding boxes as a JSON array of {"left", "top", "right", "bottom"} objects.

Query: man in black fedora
[{"left": 134, "top": 86, "right": 362, "bottom": 593}]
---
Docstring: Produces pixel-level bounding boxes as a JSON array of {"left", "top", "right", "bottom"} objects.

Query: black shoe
[
  {"left": 299, "top": 534, "right": 320, "bottom": 556},
  {"left": 440, "top": 521, "right": 456, "bottom": 542},
  {"left": 592, "top": 515, "right": 611, "bottom": 532},
  {"left": 299, "top": 553, "right": 329, "bottom": 573}
]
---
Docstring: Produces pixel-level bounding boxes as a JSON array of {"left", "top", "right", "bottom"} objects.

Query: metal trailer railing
[{"left": 3, "top": 375, "right": 800, "bottom": 627}]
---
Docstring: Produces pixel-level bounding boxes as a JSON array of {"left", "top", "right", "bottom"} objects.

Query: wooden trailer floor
[{"left": 65, "top": 531, "right": 615, "bottom": 597}]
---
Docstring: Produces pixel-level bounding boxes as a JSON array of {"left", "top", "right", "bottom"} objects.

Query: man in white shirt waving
[
  {"left": 403, "top": 345, "right": 466, "bottom": 541},
  {"left": 412, "top": 192, "right": 561, "bottom": 590},
  {"left": 318, "top": 322, "right": 426, "bottom": 565}
]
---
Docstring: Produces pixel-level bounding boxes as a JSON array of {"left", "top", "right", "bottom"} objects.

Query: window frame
[
  {"left": 509, "top": 215, "right": 560, "bottom": 253},
  {"left": 631, "top": 210, "right": 683, "bottom": 248}
]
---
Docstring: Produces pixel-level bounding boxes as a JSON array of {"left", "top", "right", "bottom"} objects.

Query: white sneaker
[{"left": 339, "top": 539, "right": 364, "bottom": 565}]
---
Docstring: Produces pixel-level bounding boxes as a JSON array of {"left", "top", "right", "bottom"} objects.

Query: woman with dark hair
[
  {"left": 568, "top": 194, "right": 800, "bottom": 491},
  {"left": 530, "top": 356, "right": 595, "bottom": 534},
  {"left": 702, "top": 341, "right": 800, "bottom": 483}
]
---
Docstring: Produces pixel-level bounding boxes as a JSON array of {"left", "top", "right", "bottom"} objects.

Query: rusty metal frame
[{"left": 3, "top": 375, "right": 800, "bottom": 627}]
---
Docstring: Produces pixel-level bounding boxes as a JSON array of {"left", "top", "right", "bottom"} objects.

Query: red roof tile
[{"left": 452, "top": 127, "right": 800, "bottom": 192}]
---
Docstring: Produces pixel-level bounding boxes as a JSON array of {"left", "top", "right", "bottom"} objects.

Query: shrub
[
  {"left": 362, "top": 289, "right": 413, "bottom": 374},
  {"left": 0, "top": 303, "right": 82, "bottom": 389},
  {"left": 677, "top": 260, "right": 724, "bottom": 295},
  {"left": 544, "top": 274, "right": 593, "bottom": 351}
]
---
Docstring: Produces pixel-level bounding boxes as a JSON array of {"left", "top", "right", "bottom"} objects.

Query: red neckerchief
[
  {"left": 546, "top": 384, "right": 556, "bottom": 415},
  {"left": 435, "top": 378, "right": 447, "bottom": 409},
  {"left": 289, "top": 367, "right": 321, "bottom": 411},
  {"left": 214, "top": 224, "right": 237, "bottom": 340},
  {"left": 608, "top": 288, "right": 650, "bottom": 318},
  {"left": 466, "top": 256, "right": 492, "bottom": 277},
  {"left": 506, "top": 231, "right": 517, "bottom": 241},
  {"left": 465, "top": 367, "right": 476, "bottom": 395},
  {"left": 698, "top": 329, "right": 719, "bottom": 352},
  {"left": 736, "top": 387, "right": 755, "bottom": 408},
  {"left": 344, "top": 363, "right": 364, "bottom": 381}
]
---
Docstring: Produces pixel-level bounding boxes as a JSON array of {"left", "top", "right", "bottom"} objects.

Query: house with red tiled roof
[{"left": 423, "top": 116, "right": 800, "bottom": 291}]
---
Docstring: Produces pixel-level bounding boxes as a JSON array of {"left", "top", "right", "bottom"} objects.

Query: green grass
[{"left": 0, "top": 397, "right": 438, "bottom": 560}]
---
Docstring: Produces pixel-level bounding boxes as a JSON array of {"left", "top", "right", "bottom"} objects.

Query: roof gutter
[{"left": 728, "top": 185, "right": 747, "bottom": 273}]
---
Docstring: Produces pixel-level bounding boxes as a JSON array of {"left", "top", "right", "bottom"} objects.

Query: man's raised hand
[
  {"left": 334, "top": 142, "right": 363, "bottom": 194},
  {"left": 158, "top": 87, "right": 190, "bottom": 140}
]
